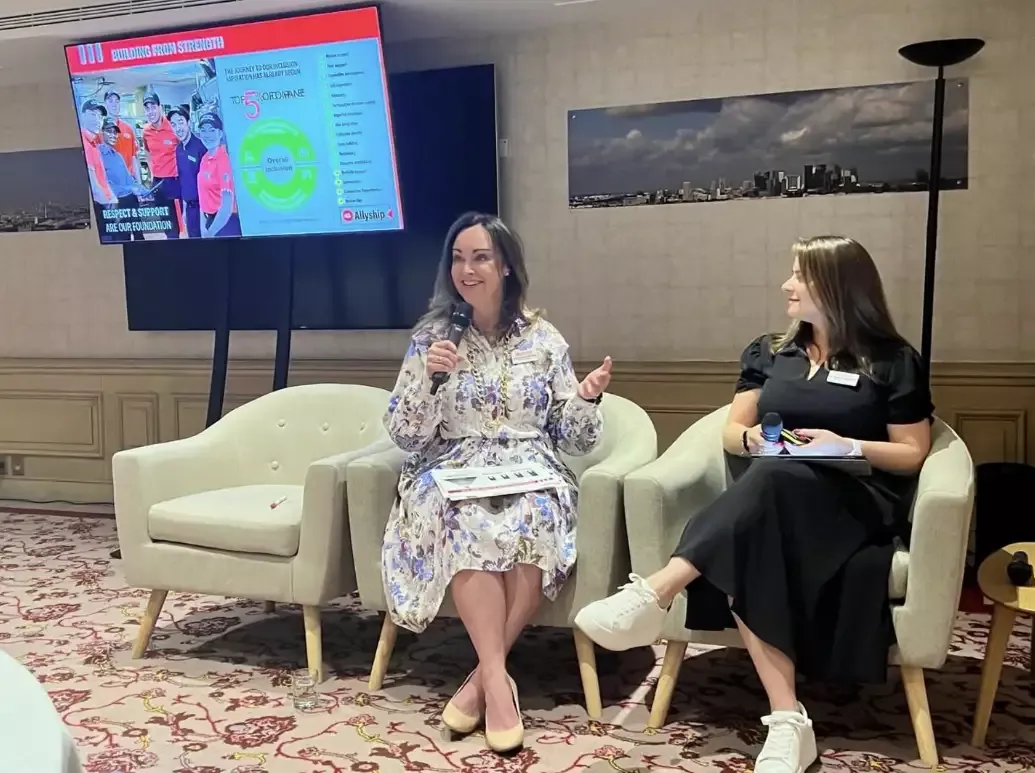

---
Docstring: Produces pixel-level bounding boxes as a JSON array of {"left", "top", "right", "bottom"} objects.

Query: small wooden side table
[{"left": 971, "top": 542, "right": 1035, "bottom": 747}]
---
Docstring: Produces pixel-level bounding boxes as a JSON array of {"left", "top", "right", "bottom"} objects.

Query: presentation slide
[{"left": 65, "top": 7, "right": 403, "bottom": 243}]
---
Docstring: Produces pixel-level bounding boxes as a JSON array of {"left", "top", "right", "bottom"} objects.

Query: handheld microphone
[
  {"left": 760, "top": 412, "right": 783, "bottom": 444},
  {"left": 430, "top": 301, "right": 473, "bottom": 395},
  {"left": 1007, "top": 551, "right": 1033, "bottom": 587}
]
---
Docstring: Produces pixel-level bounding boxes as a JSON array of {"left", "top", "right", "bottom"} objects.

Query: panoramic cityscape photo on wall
[
  {"left": 0, "top": 147, "right": 92, "bottom": 232},
  {"left": 567, "top": 78, "right": 969, "bottom": 209}
]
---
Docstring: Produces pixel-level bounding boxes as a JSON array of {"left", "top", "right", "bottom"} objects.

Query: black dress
[{"left": 675, "top": 334, "right": 934, "bottom": 684}]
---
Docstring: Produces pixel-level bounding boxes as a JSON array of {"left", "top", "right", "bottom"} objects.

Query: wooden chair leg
[
  {"left": 302, "top": 605, "right": 324, "bottom": 683},
  {"left": 901, "top": 665, "right": 938, "bottom": 767},
  {"left": 648, "top": 640, "right": 687, "bottom": 729},
  {"left": 264, "top": 601, "right": 276, "bottom": 614},
  {"left": 368, "top": 613, "right": 398, "bottom": 691},
  {"left": 971, "top": 604, "right": 1017, "bottom": 747},
  {"left": 131, "top": 590, "right": 168, "bottom": 659},
  {"left": 572, "top": 629, "right": 603, "bottom": 719}
]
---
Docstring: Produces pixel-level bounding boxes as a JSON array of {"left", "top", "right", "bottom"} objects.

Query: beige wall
[
  {"left": 384, "top": 0, "right": 1035, "bottom": 363},
  {"left": 0, "top": 0, "right": 1032, "bottom": 364},
  {"left": 0, "top": 0, "right": 1034, "bottom": 501}
]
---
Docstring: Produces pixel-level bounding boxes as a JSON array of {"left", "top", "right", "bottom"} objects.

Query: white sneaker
[
  {"left": 754, "top": 704, "right": 818, "bottom": 773},
  {"left": 573, "top": 574, "right": 668, "bottom": 651}
]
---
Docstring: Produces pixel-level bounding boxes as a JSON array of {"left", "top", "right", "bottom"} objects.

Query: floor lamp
[{"left": 897, "top": 38, "right": 984, "bottom": 376}]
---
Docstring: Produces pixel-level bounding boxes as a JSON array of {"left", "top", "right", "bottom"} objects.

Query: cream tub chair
[
  {"left": 347, "top": 393, "right": 658, "bottom": 717},
  {"left": 112, "top": 383, "right": 394, "bottom": 682},
  {"left": 626, "top": 406, "right": 975, "bottom": 767}
]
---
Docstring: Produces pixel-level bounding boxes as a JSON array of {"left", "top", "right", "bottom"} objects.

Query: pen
[{"left": 270, "top": 496, "right": 288, "bottom": 509}]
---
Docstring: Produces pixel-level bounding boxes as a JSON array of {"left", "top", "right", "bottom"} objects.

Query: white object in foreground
[{"left": 0, "top": 649, "right": 83, "bottom": 773}]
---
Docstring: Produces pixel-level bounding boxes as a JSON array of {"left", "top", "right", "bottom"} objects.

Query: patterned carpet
[{"left": 1, "top": 510, "right": 1033, "bottom": 773}]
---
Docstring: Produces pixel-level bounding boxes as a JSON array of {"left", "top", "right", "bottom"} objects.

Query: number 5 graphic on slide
[{"left": 243, "top": 90, "right": 260, "bottom": 120}]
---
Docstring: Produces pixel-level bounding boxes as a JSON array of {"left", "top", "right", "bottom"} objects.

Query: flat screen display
[{"left": 65, "top": 6, "right": 403, "bottom": 243}]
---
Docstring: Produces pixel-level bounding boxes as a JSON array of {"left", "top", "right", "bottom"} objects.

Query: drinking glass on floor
[{"left": 291, "top": 671, "right": 318, "bottom": 710}]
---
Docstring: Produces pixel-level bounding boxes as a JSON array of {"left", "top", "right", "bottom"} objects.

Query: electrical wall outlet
[{"left": 9, "top": 455, "right": 24, "bottom": 476}]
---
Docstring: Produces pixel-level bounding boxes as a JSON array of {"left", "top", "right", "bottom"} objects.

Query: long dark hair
[
  {"left": 415, "top": 212, "right": 533, "bottom": 334},
  {"left": 774, "top": 235, "right": 906, "bottom": 371}
]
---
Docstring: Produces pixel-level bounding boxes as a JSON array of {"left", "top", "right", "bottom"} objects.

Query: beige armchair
[
  {"left": 112, "top": 383, "right": 394, "bottom": 682},
  {"left": 347, "top": 393, "right": 657, "bottom": 717},
  {"left": 626, "top": 406, "right": 974, "bottom": 767}
]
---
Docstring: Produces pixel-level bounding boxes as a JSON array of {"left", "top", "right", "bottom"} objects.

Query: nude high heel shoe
[
  {"left": 441, "top": 671, "right": 482, "bottom": 736},
  {"left": 485, "top": 676, "right": 524, "bottom": 754}
]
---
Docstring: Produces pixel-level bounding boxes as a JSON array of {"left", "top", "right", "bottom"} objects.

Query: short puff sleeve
[
  {"left": 883, "top": 346, "right": 934, "bottom": 425},
  {"left": 735, "top": 334, "right": 773, "bottom": 393}
]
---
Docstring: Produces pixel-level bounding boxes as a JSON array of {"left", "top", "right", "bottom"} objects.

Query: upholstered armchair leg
[
  {"left": 900, "top": 666, "right": 938, "bottom": 767},
  {"left": 132, "top": 589, "right": 168, "bottom": 659},
  {"left": 302, "top": 605, "right": 324, "bottom": 683},
  {"left": 648, "top": 640, "right": 687, "bottom": 729},
  {"left": 368, "top": 613, "right": 398, "bottom": 691},
  {"left": 264, "top": 601, "right": 276, "bottom": 614},
  {"left": 572, "top": 629, "right": 603, "bottom": 719}
]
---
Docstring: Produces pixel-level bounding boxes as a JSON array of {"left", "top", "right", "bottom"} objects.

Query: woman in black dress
[{"left": 575, "top": 235, "right": 933, "bottom": 773}]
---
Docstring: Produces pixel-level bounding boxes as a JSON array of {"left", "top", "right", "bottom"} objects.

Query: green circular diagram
[{"left": 237, "top": 118, "right": 317, "bottom": 211}]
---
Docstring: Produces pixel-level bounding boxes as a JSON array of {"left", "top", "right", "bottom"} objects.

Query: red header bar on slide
[{"left": 66, "top": 6, "right": 381, "bottom": 75}]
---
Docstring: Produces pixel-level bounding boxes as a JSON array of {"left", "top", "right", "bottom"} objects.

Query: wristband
[
  {"left": 576, "top": 390, "right": 602, "bottom": 404},
  {"left": 847, "top": 438, "right": 863, "bottom": 457},
  {"left": 742, "top": 429, "right": 750, "bottom": 455}
]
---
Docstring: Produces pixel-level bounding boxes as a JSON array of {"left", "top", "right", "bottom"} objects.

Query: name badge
[
  {"left": 827, "top": 370, "right": 860, "bottom": 387},
  {"left": 511, "top": 349, "right": 537, "bottom": 365}
]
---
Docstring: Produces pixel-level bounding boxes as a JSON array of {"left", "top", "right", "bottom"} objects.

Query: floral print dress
[{"left": 382, "top": 314, "right": 603, "bottom": 633}]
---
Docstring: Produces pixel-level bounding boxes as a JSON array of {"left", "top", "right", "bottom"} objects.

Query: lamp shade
[{"left": 898, "top": 38, "right": 985, "bottom": 68}]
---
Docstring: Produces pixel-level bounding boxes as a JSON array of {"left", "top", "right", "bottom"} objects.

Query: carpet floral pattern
[{"left": 1, "top": 511, "right": 1033, "bottom": 773}]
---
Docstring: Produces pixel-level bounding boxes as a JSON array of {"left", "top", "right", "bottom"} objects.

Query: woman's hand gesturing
[
  {"left": 426, "top": 340, "right": 460, "bottom": 380},
  {"left": 578, "top": 356, "right": 613, "bottom": 401}
]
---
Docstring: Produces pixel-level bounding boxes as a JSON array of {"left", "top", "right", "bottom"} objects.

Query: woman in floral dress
[{"left": 382, "top": 212, "right": 612, "bottom": 754}]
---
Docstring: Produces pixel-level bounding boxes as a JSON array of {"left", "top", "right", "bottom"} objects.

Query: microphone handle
[{"left": 430, "top": 323, "right": 466, "bottom": 395}]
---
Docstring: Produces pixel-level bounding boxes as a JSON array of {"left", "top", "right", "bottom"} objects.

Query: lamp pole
[{"left": 897, "top": 37, "right": 984, "bottom": 376}]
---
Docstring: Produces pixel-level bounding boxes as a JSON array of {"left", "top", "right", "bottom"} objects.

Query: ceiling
[{"left": 0, "top": 0, "right": 660, "bottom": 86}]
